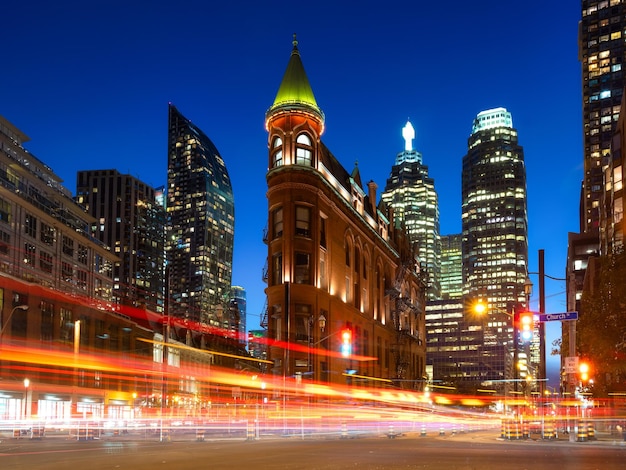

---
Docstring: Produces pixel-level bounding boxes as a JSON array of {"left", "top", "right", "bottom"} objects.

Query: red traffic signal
[
  {"left": 516, "top": 311, "right": 534, "bottom": 342},
  {"left": 341, "top": 328, "right": 352, "bottom": 357},
  {"left": 579, "top": 362, "right": 590, "bottom": 382}
]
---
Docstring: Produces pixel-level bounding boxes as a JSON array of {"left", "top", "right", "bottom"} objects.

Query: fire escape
[{"left": 386, "top": 257, "right": 423, "bottom": 388}]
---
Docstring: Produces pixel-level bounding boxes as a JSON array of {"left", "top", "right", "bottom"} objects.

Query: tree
[{"left": 579, "top": 250, "right": 626, "bottom": 395}]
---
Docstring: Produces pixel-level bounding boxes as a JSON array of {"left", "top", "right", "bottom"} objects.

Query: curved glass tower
[{"left": 166, "top": 104, "right": 235, "bottom": 326}]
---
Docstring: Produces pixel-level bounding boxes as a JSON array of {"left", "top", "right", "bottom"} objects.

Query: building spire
[
  {"left": 402, "top": 119, "right": 415, "bottom": 152},
  {"left": 266, "top": 35, "right": 325, "bottom": 130}
]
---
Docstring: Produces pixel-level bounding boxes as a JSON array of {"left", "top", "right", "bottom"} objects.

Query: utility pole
[{"left": 539, "top": 249, "right": 546, "bottom": 395}]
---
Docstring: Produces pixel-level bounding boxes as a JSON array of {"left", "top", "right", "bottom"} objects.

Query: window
[
  {"left": 25, "top": 214, "right": 37, "bottom": 238},
  {"left": 40, "top": 251, "right": 53, "bottom": 273},
  {"left": 0, "top": 198, "right": 11, "bottom": 223},
  {"left": 272, "top": 137, "right": 283, "bottom": 167},
  {"left": 59, "top": 308, "right": 73, "bottom": 343},
  {"left": 77, "top": 270, "right": 87, "bottom": 290},
  {"left": 295, "top": 134, "right": 312, "bottom": 166},
  {"left": 40, "top": 223, "right": 55, "bottom": 245},
  {"left": 40, "top": 301, "right": 54, "bottom": 341},
  {"left": 320, "top": 215, "right": 327, "bottom": 249},
  {"left": 295, "top": 206, "right": 310, "bottom": 237},
  {"left": 24, "top": 243, "right": 36, "bottom": 265},
  {"left": 272, "top": 304, "right": 283, "bottom": 341},
  {"left": 294, "top": 304, "right": 311, "bottom": 342},
  {"left": 62, "top": 235, "right": 74, "bottom": 257},
  {"left": 319, "top": 249, "right": 328, "bottom": 290},
  {"left": 294, "top": 252, "right": 310, "bottom": 284},
  {"left": 273, "top": 207, "right": 283, "bottom": 238},
  {"left": 0, "top": 230, "right": 9, "bottom": 255},
  {"left": 62, "top": 262, "right": 73, "bottom": 282},
  {"left": 77, "top": 244, "right": 88, "bottom": 265},
  {"left": 272, "top": 252, "right": 282, "bottom": 285}
]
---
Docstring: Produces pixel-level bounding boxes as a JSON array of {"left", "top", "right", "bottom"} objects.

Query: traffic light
[
  {"left": 518, "top": 311, "right": 534, "bottom": 342},
  {"left": 341, "top": 328, "right": 352, "bottom": 357},
  {"left": 579, "top": 362, "right": 590, "bottom": 382}
]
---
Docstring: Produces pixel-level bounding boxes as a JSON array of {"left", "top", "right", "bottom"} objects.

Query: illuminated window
[
  {"left": 24, "top": 243, "right": 36, "bottom": 265},
  {"left": 40, "top": 223, "right": 55, "bottom": 246},
  {"left": 615, "top": 197, "right": 623, "bottom": 223},
  {"left": 272, "top": 137, "right": 283, "bottom": 167},
  {"left": 0, "top": 198, "right": 10, "bottom": 223},
  {"left": 296, "top": 134, "right": 312, "bottom": 166}
]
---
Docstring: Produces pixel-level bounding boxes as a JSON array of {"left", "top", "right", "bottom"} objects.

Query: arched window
[
  {"left": 295, "top": 134, "right": 312, "bottom": 166},
  {"left": 272, "top": 137, "right": 283, "bottom": 167}
]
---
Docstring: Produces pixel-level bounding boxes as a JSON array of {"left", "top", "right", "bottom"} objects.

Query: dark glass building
[
  {"left": 166, "top": 104, "right": 235, "bottom": 326},
  {"left": 382, "top": 120, "right": 441, "bottom": 301},
  {"left": 461, "top": 107, "right": 529, "bottom": 392},
  {"left": 580, "top": 1, "right": 626, "bottom": 234},
  {"left": 76, "top": 169, "right": 166, "bottom": 314}
]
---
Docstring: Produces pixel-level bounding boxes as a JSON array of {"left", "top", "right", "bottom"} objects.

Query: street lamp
[
  {"left": 472, "top": 300, "right": 518, "bottom": 396},
  {"left": 308, "top": 313, "right": 327, "bottom": 382},
  {"left": 23, "top": 378, "right": 30, "bottom": 420},
  {"left": 0, "top": 304, "right": 29, "bottom": 340}
]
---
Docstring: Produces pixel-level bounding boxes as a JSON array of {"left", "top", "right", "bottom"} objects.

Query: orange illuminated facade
[{"left": 264, "top": 37, "right": 427, "bottom": 389}]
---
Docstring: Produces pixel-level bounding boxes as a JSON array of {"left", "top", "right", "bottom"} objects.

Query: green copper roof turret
[{"left": 267, "top": 35, "right": 324, "bottom": 123}]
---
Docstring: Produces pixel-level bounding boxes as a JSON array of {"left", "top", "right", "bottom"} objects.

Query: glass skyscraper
[
  {"left": 382, "top": 120, "right": 441, "bottom": 300},
  {"left": 76, "top": 169, "right": 166, "bottom": 314},
  {"left": 166, "top": 104, "right": 235, "bottom": 326},
  {"left": 439, "top": 234, "right": 463, "bottom": 300},
  {"left": 580, "top": 1, "right": 626, "bottom": 234},
  {"left": 461, "top": 107, "right": 529, "bottom": 390}
]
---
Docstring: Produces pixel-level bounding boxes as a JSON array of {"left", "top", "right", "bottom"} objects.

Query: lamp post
[
  {"left": 473, "top": 288, "right": 532, "bottom": 399},
  {"left": 23, "top": 378, "right": 30, "bottom": 420},
  {"left": 309, "top": 313, "right": 327, "bottom": 382},
  {"left": 0, "top": 304, "right": 29, "bottom": 340}
]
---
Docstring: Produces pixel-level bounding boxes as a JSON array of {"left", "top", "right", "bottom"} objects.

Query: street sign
[
  {"left": 538, "top": 312, "right": 578, "bottom": 322},
  {"left": 564, "top": 356, "right": 579, "bottom": 374}
]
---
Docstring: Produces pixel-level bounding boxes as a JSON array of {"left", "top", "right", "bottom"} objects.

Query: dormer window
[
  {"left": 272, "top": 137, "right": 283, "bottom": 167},
  {"left": 295, "top": 134, "right": 312, "bottom": 166}
]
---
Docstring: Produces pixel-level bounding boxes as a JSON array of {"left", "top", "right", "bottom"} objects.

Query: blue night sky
[{"left": 3, "top": 1, "right": 581, "bottom": 385}]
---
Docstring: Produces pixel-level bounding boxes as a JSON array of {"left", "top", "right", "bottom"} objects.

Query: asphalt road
[{"left": 1, "top": 432, "right": 625, "bottom": 469}]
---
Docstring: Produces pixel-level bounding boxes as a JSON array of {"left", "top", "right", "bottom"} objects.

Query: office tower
[
  {"left": 76, "top": 170, "right": 166, "bottom": 314},
  {"left": 166, "top": 104, "right": 235, "bottom": 326},
  {"left": 580, "top": 1, "right": 626, "bottom": 235},
  {"left": 0, "top": 115, "right": 156, "bottom": 415},
  {"left": 230, "top": 285, "right": 247, "bottom": 346},
  {"left": 461, "top": 107, "right": 529, "bottom": 391},
  {"left": 382, "top": 120, "right": 441, "bottom": 300},
  {"left": 439, "top": 234, "right": 463, "bottom": 300},
  {"left": 601, "top": 93, "right": 626, "bottom": 254},
  {"left": 0, "top": 116, "right": 117, "bottom": 303},
  {"left": 425, "top": 233, "right": 479, "bottom": 390},
  {"left": 264, "top": 37, "right": 426, "bottom": 387}
]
